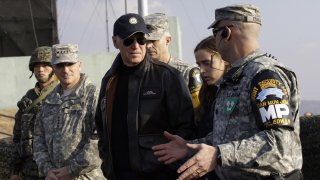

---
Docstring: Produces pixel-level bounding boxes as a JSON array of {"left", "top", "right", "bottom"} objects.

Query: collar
[
  {"left": 222, "top": 49, "right": 266, "bottom": 85},
  {"left": 230, "top": 49, "right": 261, "bottom": 68},
  {"left": 108, "top": 53, "right": 149, "bottom": 79}
]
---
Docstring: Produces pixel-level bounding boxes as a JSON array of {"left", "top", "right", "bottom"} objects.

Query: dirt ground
[{"left": 0, "top": 108, "right": 17, "bottom": 139}]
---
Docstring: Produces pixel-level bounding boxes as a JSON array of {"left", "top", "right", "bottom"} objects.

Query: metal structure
[
  {"left": 0, "top": 0, "right": 59, "bottom": 57},
  {"left": 138, "top": 0, "right": 148, "bottom": 17}
]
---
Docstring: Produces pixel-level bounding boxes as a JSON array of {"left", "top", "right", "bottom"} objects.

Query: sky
[{"left": 56, "top": 0, "right": 320, "bottom": 101}]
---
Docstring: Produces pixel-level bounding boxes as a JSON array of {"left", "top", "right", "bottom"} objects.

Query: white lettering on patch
[{"left": 259, "top": 104, "right": 289, "bottom": 122}]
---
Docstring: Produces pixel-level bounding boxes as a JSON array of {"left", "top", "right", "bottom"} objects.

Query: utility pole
[
  {"left": 138, "top": 0, "right": 148, "bottom": 17},
  {"left": 124, "top": 0, "right": 127, "bottom": 14},
  {"left": 105, "top": 0, "right": 110, "bottom": 52}
]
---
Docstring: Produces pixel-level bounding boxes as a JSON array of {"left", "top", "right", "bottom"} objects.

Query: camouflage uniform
[
  {"left": 10, "top": 46, "right": 58, "bottom": 180},
  {"left": 145, "top": 13, "right": 202, "bottom": 107},
  {"left": 33, "top": 74, "right": 105, "bottom": 179},
  {"left": 168, "top": 56, "right": 194, "bottom": 84},
  {"left": 191, "top": 50, "right": 302, "bottom": 179},
  {"left": 11, "top": 81, "right": 58, "bottom": 180}
]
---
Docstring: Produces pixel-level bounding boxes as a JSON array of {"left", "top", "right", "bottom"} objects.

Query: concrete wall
[{"left": 0, "top": 53, "right": 116, "bottom": 109}]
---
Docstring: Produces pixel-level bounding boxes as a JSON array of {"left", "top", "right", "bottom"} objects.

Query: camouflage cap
[
  {"left": 52, "top": 44, "right": 79, "bottom": 65},
  {"left": 208, "top": 4, "right": 261, "bottom": 29},
  {"left": 29, "top": 46, "right": 52, "bottom": 71},
  {"left": 144, "top": 13, "right": 169, "bottom": 40}
]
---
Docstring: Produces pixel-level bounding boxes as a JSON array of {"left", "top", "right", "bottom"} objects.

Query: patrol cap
[
  {"left": 144, "top": 13, "right": 169, "bottom": 40},
  {"left": 29, "top": 46, "right": 52, "bottom": 71},
  {"left": 52, "top": 44, "right": 79, "bottom": 65},
  {"left": 113, "top": 13, "right": 149, "bottom": 39},
  {"left": 208, "top": 4, "right": 261, "bottom": 29}
]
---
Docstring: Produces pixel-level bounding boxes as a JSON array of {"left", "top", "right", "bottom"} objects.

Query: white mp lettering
[
  {"left": 275, "top": 104, "right": 289, "bottom": 118},
  {"left": 259, "top": 104, "right": 289, "bottom": 122}
]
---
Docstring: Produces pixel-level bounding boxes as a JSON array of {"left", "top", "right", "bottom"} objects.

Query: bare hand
[
  {"left": 52, "top": 167, "right": 74, "bottom": 180},
  {"left": 177, "top": 143, "right": 218, "bottom": 180},
  {"left": 152, "top": 131, "right": 188, "bottom": 164},
  {"left": 46, "top": 169, "right": 59, "bottom": 180},
  {"left": 10, "top": 175, "right": 20, "bottom": 180}
]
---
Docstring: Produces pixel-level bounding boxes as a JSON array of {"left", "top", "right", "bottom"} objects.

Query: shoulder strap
[{"left": 24, "top": 80, "right": 59, "bottom": 113}]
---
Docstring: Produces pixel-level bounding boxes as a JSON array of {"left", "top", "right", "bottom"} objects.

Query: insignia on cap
[
  {"left": 129, "top": 17, "right": 138, "bottom": 24},
  {"left": 37, "top": 51, "right": 51, "bottom": 60},
  {"left": 56, "top": 48, "right": 71, "bottom": 55}
]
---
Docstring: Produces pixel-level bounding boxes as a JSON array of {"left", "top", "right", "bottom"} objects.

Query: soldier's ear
[{"left": 165, "top": 36, "right": 171, "bottom": 46}]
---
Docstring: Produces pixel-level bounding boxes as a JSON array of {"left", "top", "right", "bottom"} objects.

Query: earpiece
[{"left": 221, "top": 27, "right": 229, "bottom": 39}]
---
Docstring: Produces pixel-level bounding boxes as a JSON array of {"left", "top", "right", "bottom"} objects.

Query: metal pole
[
  {"left": 124, "top": 0, "right": 127, "bottom": 14},
  {"left": 138, "top": 0, "right": 148, "bottom": 17},
  {"left": 105, "top": 0, "right": 110, "bottom": 52}
]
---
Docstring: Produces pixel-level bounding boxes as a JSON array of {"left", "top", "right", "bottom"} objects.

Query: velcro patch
[{"left": 251, "top": 70, "right": 293, "bottom": 129}]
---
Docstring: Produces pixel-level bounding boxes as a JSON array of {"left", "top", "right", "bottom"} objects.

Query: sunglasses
[
  {"left": 212, "top": 25, "right": 234, "bottom": 37},
  {"left": 123, "top": 37, "right": 146, "bottom": 46}
]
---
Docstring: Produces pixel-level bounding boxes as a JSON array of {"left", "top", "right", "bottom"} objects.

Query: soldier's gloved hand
[{"left": 17, "top": 97, "right": 32, "bottom": 110}]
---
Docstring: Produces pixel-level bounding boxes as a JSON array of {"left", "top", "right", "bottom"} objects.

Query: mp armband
[{"left": 251, "top": 70, "right": 294, "bottom": 129}]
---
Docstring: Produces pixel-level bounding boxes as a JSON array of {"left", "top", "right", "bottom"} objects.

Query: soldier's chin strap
[{"left": 29, "top": 72, "right": 34, "bottom": 79}]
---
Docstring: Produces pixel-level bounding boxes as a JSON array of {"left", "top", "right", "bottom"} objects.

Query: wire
[
  {"left": 200, "top": 0, "right": 211, "bottom": 23},
  {"left": 89, "top": 0, "right": 105, "bottom": 23},
  {"left": 78, "top": 0, "right": 100, "bottom": 44},
  {"left": 59, "top": 0, "right": 77, "bottom": 40},
  {"left": 108, "top": 0, "right": 117, "bottom": 18},
  {"left": 28, "top": 0, "right": 39, "bottom": 47},
  {"left": 177, "top": 0, "right": 200, "bottom": 39}
]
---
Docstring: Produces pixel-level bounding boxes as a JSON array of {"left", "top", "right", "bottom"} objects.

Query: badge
[{"left": 224, "top": 97, "right": 238, "bottom": 115}]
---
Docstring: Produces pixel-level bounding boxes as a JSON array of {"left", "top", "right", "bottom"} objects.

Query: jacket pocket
[
  {"left": 20, "top": 138, "right": 33, "bottom": 157},
  {"left": 21, "top": 113, "right": 35, "bottom": 139},
  {"left": 138, "top": 134, "right": 168, "bottom": 173}
]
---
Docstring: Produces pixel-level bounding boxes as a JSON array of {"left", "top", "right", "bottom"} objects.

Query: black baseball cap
[{"left": 113, "top": 13, "right": 149, "bottom": 39}]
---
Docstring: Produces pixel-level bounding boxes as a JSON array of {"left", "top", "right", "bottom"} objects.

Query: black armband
[{"left": 250, "top": 70, "right": 294, "bottom": 129}]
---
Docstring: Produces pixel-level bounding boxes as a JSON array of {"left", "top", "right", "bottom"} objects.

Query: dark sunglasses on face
[
  {"left": 212, "top": 25, "right": 234, "bottom": 37},
  {"left": 123, "top": 37, "right": 146, "bottom": 46}
]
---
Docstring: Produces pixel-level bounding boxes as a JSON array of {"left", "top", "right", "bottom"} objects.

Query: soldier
[
  {"left": 10, "top": 46, "right": 59, "bottom": 180},
  {"left": 153, "top": 4, "right": 303, "bottom": 180},
  {"left": 144, "top": 13, "right": 202, "bottom": 108},
  {"left": 95, "top": 13, "right": 194, "bottom": 180},
  {"left": 33, "top": 44, "right": 105, "bottom": 180}
]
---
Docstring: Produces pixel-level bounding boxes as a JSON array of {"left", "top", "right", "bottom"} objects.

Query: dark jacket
[{"left": 95, "top": 54, "right": 195, "bottom": 179}]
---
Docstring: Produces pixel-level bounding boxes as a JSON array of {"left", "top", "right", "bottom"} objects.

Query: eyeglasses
[
  {"left": 212, "top": 25, "right": 234, "bottom": 37},
  {"left": 123, "top": 37, "right": 146, "bottom": 46}
]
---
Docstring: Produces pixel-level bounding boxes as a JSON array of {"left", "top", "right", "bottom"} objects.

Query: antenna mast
[{"left": 105, "top": 0, "right": 110, "bottom": 52}]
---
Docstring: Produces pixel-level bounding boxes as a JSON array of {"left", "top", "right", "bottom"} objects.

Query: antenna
[{"left": 105, "top": 0, "right": 110, "bottom": 52}]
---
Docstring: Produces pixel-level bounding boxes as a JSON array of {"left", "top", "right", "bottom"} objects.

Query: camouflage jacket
[
  {"left": 168, "top": 56, "right": 195, "bottom": 84},
  {"left": 11, "top": 80, "right": 58, "bottom": 177},
  {"left": 191, "top": 50, "right": 302, "bottom": 179},
  {"left": 33, "top": 74, "right": 105, "bottom": 179}
]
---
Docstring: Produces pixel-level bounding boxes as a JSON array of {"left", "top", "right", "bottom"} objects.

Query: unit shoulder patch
[{"left": 251, "top": 70, "right": 293, "bottom": 129}]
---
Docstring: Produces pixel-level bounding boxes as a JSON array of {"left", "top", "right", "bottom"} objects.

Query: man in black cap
[
  {"left": 95, "top": 13, "right": 195, "bottom": 180},
  {"left": 152, "top": 4, "right": 302, "bottom": 180}
]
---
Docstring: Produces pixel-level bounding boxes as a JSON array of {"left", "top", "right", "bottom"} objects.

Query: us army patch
[
  {"left": 224, "top": 97, "right": 238, "bottom": 115},
  {"left": 251, "top": 70, "right": 293, "bottom": 129}
]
